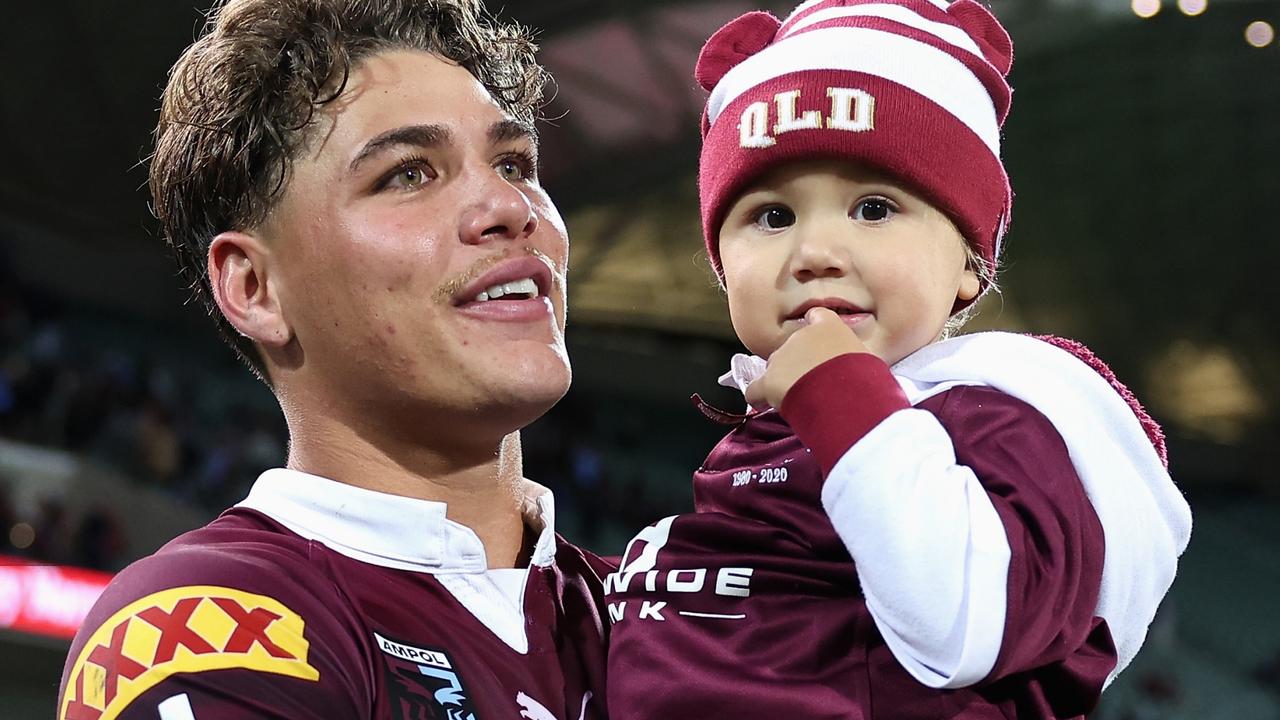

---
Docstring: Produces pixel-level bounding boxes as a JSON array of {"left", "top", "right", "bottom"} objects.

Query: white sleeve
[
  {"left": 820, "top": 408, "right": 1011, "bottom": 689},
  {"left": 892, "top": 333, "right": 1192, "bottom": 687}
]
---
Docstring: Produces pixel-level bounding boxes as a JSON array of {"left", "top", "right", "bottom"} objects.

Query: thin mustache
[{"left": 432, "top": 247, "right": 561, "bottom": 304}]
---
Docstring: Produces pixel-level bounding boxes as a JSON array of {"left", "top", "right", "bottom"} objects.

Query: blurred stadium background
[{"left": 2, "top": 0, "right": 1278, "bottom": 716}]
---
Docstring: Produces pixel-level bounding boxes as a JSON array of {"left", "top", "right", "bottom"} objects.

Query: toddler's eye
[
  {"left": 754, "top": 205, "right": 796, "bottom": 231},
  {"left": 853, "top": 198, "right": 895, "bottom": 223}
]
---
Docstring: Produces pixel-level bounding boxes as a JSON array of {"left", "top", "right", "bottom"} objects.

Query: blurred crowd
[
  {"left": 522, "top": 395, "right": 697, "bottom": 552},
  {"left": 0, "top": 276, "right": 288, "bottom": 572},
  {"left": 0, "top": 284, "right": 287, "bottom": 511},
  {"left": 0, "top": 479, "right": 127, "bottom": 572}
]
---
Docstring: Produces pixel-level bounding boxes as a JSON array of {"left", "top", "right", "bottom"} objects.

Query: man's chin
[
  {"left": 462, "top": 356, "right": 571, "bottom": 429},
  {"left": 493, "top": 368, "right": 572, "bottom": 423}
]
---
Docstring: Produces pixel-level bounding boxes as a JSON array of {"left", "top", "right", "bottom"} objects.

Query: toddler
[{"left": 604, "top": 2, "right": 1192, "bottom": 718}]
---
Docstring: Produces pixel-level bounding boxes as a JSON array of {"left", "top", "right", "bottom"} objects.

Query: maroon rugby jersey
[
  {"left": 607, "top": 355, "right": 1114, "bottom": 719},
  {"left": 58, "top": 469, "right": 608, "bottom": 720}
]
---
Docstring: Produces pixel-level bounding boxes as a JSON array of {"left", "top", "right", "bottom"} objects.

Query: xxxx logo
[{"left": 58, "top": 586, "right": 318, "bottom": 720}]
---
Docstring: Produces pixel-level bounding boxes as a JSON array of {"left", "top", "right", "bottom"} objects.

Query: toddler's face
[{"left": 717, "top": 159, "right": 980, "bottom": 365}]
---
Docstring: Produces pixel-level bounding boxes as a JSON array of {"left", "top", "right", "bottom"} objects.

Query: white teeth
[
  {"left": 506, "top": 278, "right": 539, "bottom": 297},
  {"left": 472, "top": 277, "right": 539, "bottom": 302}
]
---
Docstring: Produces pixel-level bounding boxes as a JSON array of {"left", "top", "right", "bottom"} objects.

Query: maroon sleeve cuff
[{"left": 779, "top": 352, "right": 911, "bottom": 476}]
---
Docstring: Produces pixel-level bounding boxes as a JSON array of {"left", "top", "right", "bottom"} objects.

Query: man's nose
[
  {"left": 789, "top": 225, "right": 852, "bottom": 281},
  {"left": 459, "top": 170, "right": 539, "bottom": 245}
]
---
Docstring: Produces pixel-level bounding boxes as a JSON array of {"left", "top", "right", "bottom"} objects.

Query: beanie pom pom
[
  {"left": 695, "top": 11, "right": 782, "bottom": 92},
  {"left": 947, "top": 0, "right": 1014, "bottom": 76}
]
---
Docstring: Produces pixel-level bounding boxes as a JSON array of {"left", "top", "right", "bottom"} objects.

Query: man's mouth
[
  {"left": 450, "top": 254, "right": 554, "bottom": 308},
  {"left": 446, "top": 254, "right": 560, "bottom": 325}
]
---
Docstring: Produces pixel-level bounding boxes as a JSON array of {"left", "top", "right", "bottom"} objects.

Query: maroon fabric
[
  {"left": 58, "top": 508, "right": 608, "bottom": 720},
  {"left": 694, "top": 11, "right": 782, "bottom": 92},
  {"left": 692, "top": 392, "right": 762, "bottom": 426},
  {"left": 781, "top": 352, "right": 910, "bottom": 475},
  {"left": 606, "top": 386, "right": 1112, "bottom": 719}
]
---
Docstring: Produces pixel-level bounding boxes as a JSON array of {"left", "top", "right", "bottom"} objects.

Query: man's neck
[{"left": 282, "top": 409, "right": 533, "bottom": 570}]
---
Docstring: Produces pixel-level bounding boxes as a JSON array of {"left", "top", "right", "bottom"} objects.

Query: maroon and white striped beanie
[{"left": 696, "top": 0, "right": 1015, "bottom": 284}]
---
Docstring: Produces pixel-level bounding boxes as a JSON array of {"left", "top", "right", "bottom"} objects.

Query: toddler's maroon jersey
[{"left": 607, "top": 384, "right": 1113, "bottom": 719}]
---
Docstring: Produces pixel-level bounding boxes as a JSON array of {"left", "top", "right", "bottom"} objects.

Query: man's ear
[
  {"left": 957, "top": 267, "right": 982, "bottom": 304},
  {"left": 208, "top": 231, "right": 293, "bottom": 349}
]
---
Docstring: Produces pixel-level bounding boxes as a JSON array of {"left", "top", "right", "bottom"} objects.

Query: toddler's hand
[{"left": 745, "top": 307, "right": 869, "bottom": 410}]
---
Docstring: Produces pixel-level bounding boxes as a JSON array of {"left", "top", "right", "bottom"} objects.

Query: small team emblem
[{"left": 376, "top": 632, "right": 479, "bottom": 720}]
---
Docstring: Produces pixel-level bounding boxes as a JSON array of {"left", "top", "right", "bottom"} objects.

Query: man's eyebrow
[
  {"left": 348, "top": 124, "right": 453, "bottom": 173},
  {"left": 488, "top": 119, "right": 538, "bottom": 149}
]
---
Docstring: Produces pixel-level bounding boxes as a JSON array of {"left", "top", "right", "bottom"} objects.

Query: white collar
[
  {"left": 718, "top": 353, "right": 767, "bottom": 396},
  {"left": 236, "top": 468, "right": 559, "bottom": 574}
]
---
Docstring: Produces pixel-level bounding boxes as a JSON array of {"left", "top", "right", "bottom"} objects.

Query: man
[{"left": 57, "top": 1, "right": 608, "bottom": 718}]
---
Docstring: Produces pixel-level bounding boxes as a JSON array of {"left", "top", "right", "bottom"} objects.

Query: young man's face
[
  {"left": 264, "top": 50, "right": 570, "bottom": 437},
  {"left": 717, "top": 159, "right": 980, "bottom": 366}
]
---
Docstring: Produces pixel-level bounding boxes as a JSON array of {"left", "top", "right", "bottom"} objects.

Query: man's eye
[
  {"left": 754, "top": 206, "right": 796, "bottom": 230},
  {"left": 381, "top": 159, "right": 434, "bottom": 191},
  {"left": 498, "top": 161, "right": 522, "bottom": 180},
  {"left": 497, "top": 153, "right": 536, "bottom": 182},
  {"left": 853, "top": 198, "right": 895, "bottom": 223}
]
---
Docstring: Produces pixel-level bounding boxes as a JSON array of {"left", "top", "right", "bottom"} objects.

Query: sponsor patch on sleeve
[{"left": 59, "top": 586, "right": 318, "bottom": 720}]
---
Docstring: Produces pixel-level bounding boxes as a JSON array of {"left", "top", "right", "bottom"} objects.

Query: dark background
[{"left": 1, "top": 1, "right": 1278, "bottom": 717}]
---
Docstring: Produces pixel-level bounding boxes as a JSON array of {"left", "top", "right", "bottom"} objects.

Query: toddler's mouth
[{"left": 784, "top": 297, "right": 869, "bottom": 321}]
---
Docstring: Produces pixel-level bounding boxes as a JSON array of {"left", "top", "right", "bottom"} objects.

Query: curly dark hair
[{"left": 150, "top": 0, "right": 547, "bottom": 383}]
